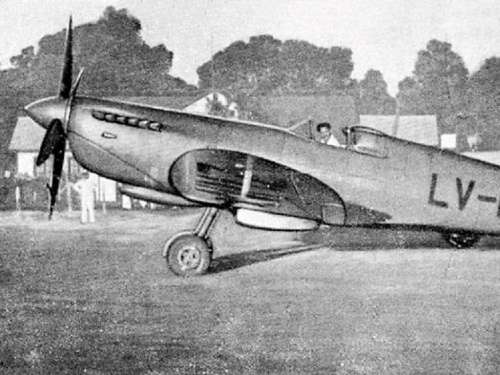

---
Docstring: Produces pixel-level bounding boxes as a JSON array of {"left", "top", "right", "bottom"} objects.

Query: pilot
[
  {"left": 74, "top": 171, "right": 98, "bottom": 224},
  {"left": 317, "top": 122, "right": 340, "bottom": 147}
]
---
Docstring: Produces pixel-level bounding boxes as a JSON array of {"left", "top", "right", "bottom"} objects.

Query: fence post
[
  {"left": 66, "top": 173, "right": 72, "bottom": 213},
  {"left": 15, "top": 185, "right": 21, "bottom": 213}
]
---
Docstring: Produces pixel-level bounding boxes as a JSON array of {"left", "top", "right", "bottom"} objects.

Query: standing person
[
  {"left": 73, "top": 172, "right": 97, "bottom": 223},
  {"left": 316, "top": 122, "right": 340, "bottom": 147}
]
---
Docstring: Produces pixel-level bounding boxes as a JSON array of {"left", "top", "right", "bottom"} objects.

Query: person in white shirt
[
  {"left": 73, "top": 172, "right": 98, "bottom": 224},
  {"left": 317, "top": 122, "right": 340, "bottom": 147}
]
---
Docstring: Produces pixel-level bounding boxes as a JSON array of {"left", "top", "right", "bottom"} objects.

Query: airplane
[{"left": 25, "top": 19, "right": 500, "bottom": 276}]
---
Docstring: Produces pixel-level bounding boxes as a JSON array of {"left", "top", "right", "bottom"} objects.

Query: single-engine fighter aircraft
[{"left": 25, "top": 19, "right": 500, "bottom": 276}]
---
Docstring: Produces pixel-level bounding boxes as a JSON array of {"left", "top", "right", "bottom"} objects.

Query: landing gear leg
[{"left": 163, "top": 207, "right": 220, "bottom": 276}]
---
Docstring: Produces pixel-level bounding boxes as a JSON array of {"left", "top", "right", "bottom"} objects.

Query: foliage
[
  {"left": 397, "top": 40, "right": 469, "bottom": 137},
  {"left": 205, "top": 93, "right": 232, "bottom": 117},
  {"left": 396, "top": 39, "right": 500, "bottom": 151},
  {"left": 1, "top": 6, "right": 195, "bottom": 99},
  {"left": 467, "top": 57, "right": 500, "bottom": 150},
  {"left": 358, "top": 69, "right": 396, "bottom": 115},
  {"left": 0, "top": 176, "right": 50, "bottom": 211},
  {"left": 197, "top": 35, "right": 354, "bottom": 97}
]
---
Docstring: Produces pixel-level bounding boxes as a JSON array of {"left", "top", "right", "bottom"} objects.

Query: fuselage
[{"left": 27, "top": 95, "right": 500, "bottom": 235}]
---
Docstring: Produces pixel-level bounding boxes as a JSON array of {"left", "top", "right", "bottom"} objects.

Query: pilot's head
[{"left": 317, "top": 122, "right": 332, "bottom": 143}]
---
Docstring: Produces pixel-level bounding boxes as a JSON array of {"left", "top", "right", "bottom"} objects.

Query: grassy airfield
[{"left": 1, "top": 208, "right": 500, "bottom": 374}]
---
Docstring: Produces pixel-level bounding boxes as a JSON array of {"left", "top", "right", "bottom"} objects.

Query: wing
[{"left": 170, "top": 149, "right": 346, "bottom": 230}]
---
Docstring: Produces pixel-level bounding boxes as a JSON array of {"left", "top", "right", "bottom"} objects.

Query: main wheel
[
  {"left": 443, "top": 232, "right": 480, "bottom": 249},
  {"left": 165, "top": 233, "right": 212, "bottom": 276}
]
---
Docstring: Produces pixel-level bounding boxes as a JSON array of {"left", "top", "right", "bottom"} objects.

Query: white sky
[{"left": 1, "top": 0, "right": 500, "bottom": 95}]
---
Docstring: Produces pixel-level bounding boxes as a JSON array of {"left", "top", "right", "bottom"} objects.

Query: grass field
[{"left": 1, "top": 209, "right": 500, "bottom": 374}]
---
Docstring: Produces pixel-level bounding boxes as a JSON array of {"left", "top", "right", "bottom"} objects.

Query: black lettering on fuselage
[
  {"left": 478, "top": 195, "right": 497, "bottom": 203},
  {"left": 456, "top": 178, "right": 475, "bottom": 210},
  {"left": 428, "top": 173, "right": 448, "bottom": 208}
]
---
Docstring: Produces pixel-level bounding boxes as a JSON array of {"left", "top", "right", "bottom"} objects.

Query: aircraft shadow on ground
[{"left": 209, "top": 244, "right": 323, "bottom": 274}]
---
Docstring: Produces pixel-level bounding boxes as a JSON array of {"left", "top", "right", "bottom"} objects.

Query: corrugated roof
[
  {"left": 360, "top": 115, "right": 438, "bottom": 146},
  {"left": 9, "top": 117, "right": 45, "bottom": 152}
]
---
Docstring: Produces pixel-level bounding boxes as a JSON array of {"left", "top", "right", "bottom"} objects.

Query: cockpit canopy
[{"left": 343, "top": 126, "right": 388, "bottom": 158}]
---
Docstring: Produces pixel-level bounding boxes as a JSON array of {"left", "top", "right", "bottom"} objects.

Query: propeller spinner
[{"left": 25, "top": 17, "right": 82, "bottom": 219}]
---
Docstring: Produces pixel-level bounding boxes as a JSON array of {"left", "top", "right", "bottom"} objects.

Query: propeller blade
[
  {"left": 59, "top": 17, "right": 73, "bottom": 99},
  {"left": 36, "top": 119, "right": 65, "bottom": 166},
  {"left": 62, "top": 68, "right": 84, "bottom": 131},
  {"left": 35, "top": 119, "right": 66, "bottom": 219},
  {"left": 48, "top": 136, "right": 66, "bottom": 219}
]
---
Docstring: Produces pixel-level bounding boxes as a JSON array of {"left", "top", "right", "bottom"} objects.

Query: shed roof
[
  {"left": 9, "top": 117, "right": 45, "bottom": 152},
  {"left": 360, "top": 115, "right": 438, "bottom": 146}
]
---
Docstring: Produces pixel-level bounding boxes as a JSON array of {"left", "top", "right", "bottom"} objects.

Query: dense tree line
[
  {"left": 1, "top": 6, "right": 195, "bottom": 99},
  {"left": 197, "top": 35, "right": 355, "bottom": 96}
]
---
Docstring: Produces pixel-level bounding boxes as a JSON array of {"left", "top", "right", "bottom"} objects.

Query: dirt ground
[{"left": 1, "top": 208, "right": 500, "bottom": 374}]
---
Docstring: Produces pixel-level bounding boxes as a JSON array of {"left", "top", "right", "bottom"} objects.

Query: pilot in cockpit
[{"left": 317, "top": 122, "right": 340, "bottom": 147}]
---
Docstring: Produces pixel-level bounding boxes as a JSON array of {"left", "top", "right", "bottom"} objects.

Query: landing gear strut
[
  {"left": 443, "top": 232, "right": 480, "bottom": 249},
  {"left": 163, "top": 207, "right": 220, "bottom": 276}
]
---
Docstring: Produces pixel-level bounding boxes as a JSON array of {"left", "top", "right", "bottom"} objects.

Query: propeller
[
  {"left": 34, "top": 16, "right": 83, "bottom": 219},
  {"left": 59, "top": 17, "right": 73, "bottom": 100}
]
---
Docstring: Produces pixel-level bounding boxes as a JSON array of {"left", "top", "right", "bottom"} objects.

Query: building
[{"left": 359, "top": 115, "right": 439, "bottom": 146}]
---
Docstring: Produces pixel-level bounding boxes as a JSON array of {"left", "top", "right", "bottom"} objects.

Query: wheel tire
[
  {"left": 443, "top": 232, "right": 480, "bottom": 249},
  {"left": 165, "top": 234, "right": 211, "bottom": 276}
]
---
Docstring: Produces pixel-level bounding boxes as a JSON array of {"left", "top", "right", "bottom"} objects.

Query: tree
[
  {"left": 197, "top": 35, "right": 283, "bottom": 95},
  {"left": 10, "top": 46, "right": 35, "bottom": 69},
  {"left": 358, "top": 69, "right": 396, "bottom": 115},
  {"left": 397, "top": 40, "right": 469, "bottom": 137},
  {"left": 197, "top": 36, "right": 354, "bottom": 96},
  {"left": 467, "top": 57, "right": 500, "bottom": 150}
]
